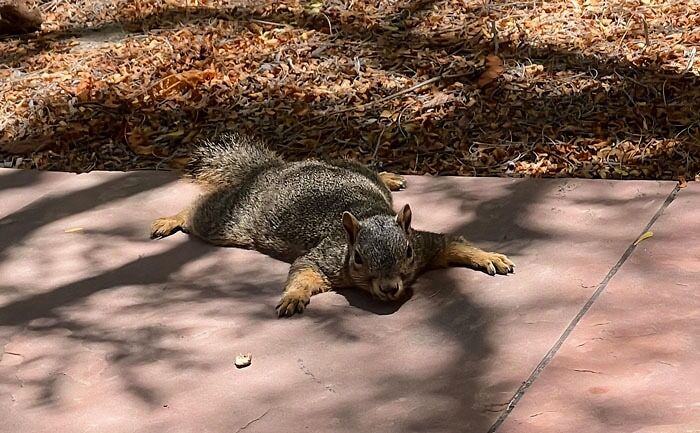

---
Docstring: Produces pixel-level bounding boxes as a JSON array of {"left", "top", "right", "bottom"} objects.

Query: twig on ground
[
  {"left": 235, "top": 409, "right": 271, "bottom": 433},
  {"left": 321, "top": 75, "right": 443, "bottom": 117}
]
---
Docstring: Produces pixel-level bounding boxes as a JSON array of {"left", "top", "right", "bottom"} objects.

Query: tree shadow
[
  {"left": 0, "top": 171, "right": 174, "bottom": 260},
  {"left": 1, "top": 170, "right": 661, "bottom": 430},
  {"left": 308, "top": 176, "right": 555, "bottom": 430},
  {"left": 0, "top": 168, "right": 43, "bottom": 192},
  {"left": 0, "top": 234, "right": 287, "bottom": 407},
  {"left": 0, "top": 239, "right": 204, "bottom": 326},
  {"left": 0, "top": 170, "right": 552, "bottom": 431}
]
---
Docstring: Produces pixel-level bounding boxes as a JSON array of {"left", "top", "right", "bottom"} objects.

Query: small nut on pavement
[{"left": 234, "top": 353, "right": 252, "bottom": 369}]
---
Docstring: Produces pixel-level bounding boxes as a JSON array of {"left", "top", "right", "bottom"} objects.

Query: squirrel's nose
[{"left": 379, "top": 282, "right": 400, "bottom": 294}]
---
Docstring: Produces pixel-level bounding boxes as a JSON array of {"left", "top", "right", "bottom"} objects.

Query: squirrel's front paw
[
  {"left": 275, "top": 290, "right": 310, "bottom": 318},
  {"left": 475, "top": 252, "right": 515, "bottom": 276}
]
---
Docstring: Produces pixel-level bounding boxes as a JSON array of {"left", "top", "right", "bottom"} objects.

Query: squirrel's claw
[
  {"left": 490, "top": 253, "right": 515, "bottom": 275},
  {"left": 150, "top": 216, "right": 184, "bottom": 239},
  {"left": 275, "top": 292, "right": 310, "bottom": 318},
  {"left": 477, "top": 252, "right": 514, "bottom": 276}
]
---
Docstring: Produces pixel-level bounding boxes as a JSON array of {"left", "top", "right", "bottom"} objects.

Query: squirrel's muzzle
[
  {"left": 379, "top": 282, "right": 400, "bottom": 295},
  {"left": 374, "top": 277, "right": 404, "bottom": 301}
]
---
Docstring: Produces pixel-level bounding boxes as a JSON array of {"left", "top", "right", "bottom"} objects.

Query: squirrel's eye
[
  {"left": 406, "top": 245, "right": 413, "bottom": 259},
  {"left": 354, "top": 251, "right": 363, "bottom": 265}
]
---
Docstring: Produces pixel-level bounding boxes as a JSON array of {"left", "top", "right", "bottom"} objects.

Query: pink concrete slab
[
  {"left": 0, "top": 169, "right": 676, "bottom": 433},
  {"left": 500, "top": 184, "right": 700, "bottom": 433},
  {"left": 0, "top": 169, "right": 74, "bottom": 219}
]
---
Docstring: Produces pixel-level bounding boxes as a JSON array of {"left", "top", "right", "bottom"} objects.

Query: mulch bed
[{"left": 1, "top": 0, "right": 699, "bottom": 180}]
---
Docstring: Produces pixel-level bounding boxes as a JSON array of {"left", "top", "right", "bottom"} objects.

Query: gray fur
[
  {"left": 184, "top": 133, "right": 430, "bottom": 292},
  {"left": 186, "top": 132, "right": 284, "bottom": 188}
]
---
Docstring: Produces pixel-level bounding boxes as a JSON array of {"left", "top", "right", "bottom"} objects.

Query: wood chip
[{"left": 477, "top": 55, "right": 505, "bottom": 88}]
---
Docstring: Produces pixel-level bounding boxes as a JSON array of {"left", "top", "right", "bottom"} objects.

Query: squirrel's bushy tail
[{"left": 186, "top": 132, "right": 284, "bottom": 188}]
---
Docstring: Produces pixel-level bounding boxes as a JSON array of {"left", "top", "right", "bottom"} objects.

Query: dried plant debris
[
  {"left": 633, "top": 231, "right": 654, "bottom": 246},
  {"left": 1, "top": 0, "right": 699, "bottom": 180},
  {"left": 0, "top": 0, "right": 43, "bottom": 35}
]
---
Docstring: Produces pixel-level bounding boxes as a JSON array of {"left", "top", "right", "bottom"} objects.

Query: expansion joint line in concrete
[{"left": 486, "top": 185, "right": 681, "bottom": 433}]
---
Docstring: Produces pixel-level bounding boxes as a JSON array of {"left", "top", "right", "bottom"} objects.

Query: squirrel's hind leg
[
  {"left": 378, "top": 172, "right": 407, "bottom": 191},
  {"left": 150, "top": 209, "right": 190, "bottom": 239}
]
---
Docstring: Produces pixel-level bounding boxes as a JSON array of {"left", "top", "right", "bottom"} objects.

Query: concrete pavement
[{"left": 0, "top": 168, "right": 696, "bottom": 433}]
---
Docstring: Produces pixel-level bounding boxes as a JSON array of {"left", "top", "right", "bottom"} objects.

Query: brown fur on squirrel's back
[
  {"left": 183, "top": 133, "right": 398, "bottom": 264},
  {"left": 185, "top": 132, "right": 285, "bottom": 189}
]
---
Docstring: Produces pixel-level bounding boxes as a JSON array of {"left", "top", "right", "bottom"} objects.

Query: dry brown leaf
[
  {"left": 154, "top": 69, "right": 216, "bottom": 97},
  {"left": 422, "top": 91, "right": 454, "bottom": 109},
  {"left": 167, "top": 157, "right": 191, "bottom": 169},
  {"left": 126, "top": 129, "right": 155, "bottom": 156},
  {"left": 477, "top": 55, "right": 504, "bottom": 88},
  {"left": 678, "top": 176, "right": 687, "bottom": 188},
  {"left": 294, "top": 105, "right": 311, "bottom": 116},
  {"left": 74, "top": 77, "right": 93, "bottom": 102},
  {"left": 633, "top": 231, "right": 654, "bottom": 246}
]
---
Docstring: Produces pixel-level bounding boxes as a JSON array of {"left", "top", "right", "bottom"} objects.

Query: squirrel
[{"left": 150, "top": 133, "right": 514, "bottom": 317}]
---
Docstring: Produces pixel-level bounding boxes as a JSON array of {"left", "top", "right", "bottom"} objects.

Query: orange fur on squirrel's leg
[
  {"left": 378, "top": 172, "right": 407, "bottom": 191},
  {"left": 431, "top": 237, "right": 514, "bottom": 276},
  {"left": 150, "top": 209, "right": 190, "bottom": 239},
  {"left": 276, "top": 266, "right": 331, "bottom": 317}
]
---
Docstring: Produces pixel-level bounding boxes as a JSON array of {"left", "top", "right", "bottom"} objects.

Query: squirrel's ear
[
  {"left": 396, "top": 203, "right": 412, "bottom": 233},
  {"left": 342, "top": 211, "right": 360, "bottom": 245}
]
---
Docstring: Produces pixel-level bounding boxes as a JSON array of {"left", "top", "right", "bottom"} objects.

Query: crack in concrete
[
  {"left": 571, "top": 369, "right": 603, "bottom": 374},
  {"left": 487, "top": 185, "right": 681, "bottom": 433},
  {"left": 297, "top": 358, "right": 336, "bottom": 394},
  {"left": 235, "top": 408, "right": 270, "bottom": 433}
]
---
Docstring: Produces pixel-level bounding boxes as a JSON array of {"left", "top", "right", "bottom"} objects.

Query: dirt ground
[{"left": 1, "top": 0, "right": 699, "bottom": 179}]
